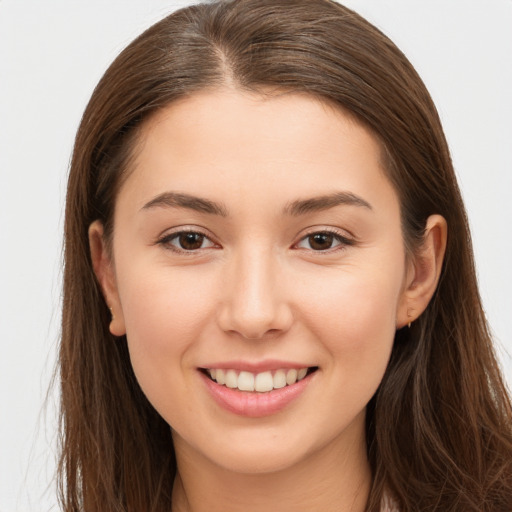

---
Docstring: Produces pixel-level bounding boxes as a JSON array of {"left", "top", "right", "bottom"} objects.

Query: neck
[{"left": 171, "top": 418, "right": 371, "bottom": 512}]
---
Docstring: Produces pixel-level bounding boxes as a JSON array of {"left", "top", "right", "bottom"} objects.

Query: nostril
[{"left": 241, "top": 328, "right": 283, "bottom": 341}]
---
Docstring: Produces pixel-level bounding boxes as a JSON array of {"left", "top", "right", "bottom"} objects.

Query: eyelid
[
  {"left": 293, "top": 226, "right": 356, "bottom": 252},
  {"left": 153, "top": 225, "right": 355, "bottom": 254},
  {"left": 155, "top": 226, "right": 220, "bottom": 253}
]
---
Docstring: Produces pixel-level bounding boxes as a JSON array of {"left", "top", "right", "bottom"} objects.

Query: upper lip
[{"left": 198, "top": 359, "right": 315, "bottom": 373}]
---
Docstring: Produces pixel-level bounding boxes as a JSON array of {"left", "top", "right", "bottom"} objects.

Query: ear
[
  {"left": 396, "top": 214, "right": 447, "bottom": 328},
  {"left": 88, "top": 220, "right": 126, "bottom": 336}
]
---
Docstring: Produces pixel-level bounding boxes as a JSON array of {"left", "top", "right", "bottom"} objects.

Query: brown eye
[
  {"left": 308, "top": 233, "right": 334, "bottom": 250},
  {"left": 178, "top": 232, "right": 205, "bottom": 250},
  {"left": 296, "top": 231, "right": 350, "bottom": 251},
  {"left": 161, "top": 231, "right": 216, "bottom": 252}
]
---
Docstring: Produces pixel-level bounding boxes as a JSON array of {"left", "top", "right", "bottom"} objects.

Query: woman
[{"left": 58, "top": 0, "right": 512, "bottom": 510}]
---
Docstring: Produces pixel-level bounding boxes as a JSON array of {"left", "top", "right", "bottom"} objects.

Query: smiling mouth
[{"left": 201, "top": 367, "right": 318, "bottom": 393}]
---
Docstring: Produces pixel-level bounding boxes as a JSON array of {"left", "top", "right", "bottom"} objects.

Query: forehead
[
  {"left": 138, "top": 89, "right": 378, "bottom": 159},
  {"left": 117, "top": 88, "right": 397, "bottom": 216}
]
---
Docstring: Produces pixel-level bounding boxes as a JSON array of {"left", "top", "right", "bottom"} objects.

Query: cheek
[
  {"left": 116, "top": 266, "right": 217, "bottom": 390},
  {"left": 297, "top": 268, "right": 400, "bottom": 368}
]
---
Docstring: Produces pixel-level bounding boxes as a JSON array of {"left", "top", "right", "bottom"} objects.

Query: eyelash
[
  {"left": 295, "top": 228, "right": 355, "bottom": 253},
  {"left": 156, "top": 228, "right": 354, "bottom": 254},
  {"left": 156, "top": 229, "right": 218, "bottom": 254}
]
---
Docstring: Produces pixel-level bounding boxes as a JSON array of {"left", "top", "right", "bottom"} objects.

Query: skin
[{"left": 90, "top": 89, "right": 446, "bottom": 512}]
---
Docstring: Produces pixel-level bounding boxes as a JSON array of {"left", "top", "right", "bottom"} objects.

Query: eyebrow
[
  {"left": 141, "top": 192, "right": 228, "bottom": 216},
  {"left": 141, "top": 190, "right": 372, "bottom": 217},
  {"left": 283, "top": 191, "right": 372, "bottom": 216}
]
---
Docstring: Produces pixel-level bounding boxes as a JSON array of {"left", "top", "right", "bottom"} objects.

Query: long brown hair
[{"left": 59, "top": 1, "right": 512, "bottom": 510}]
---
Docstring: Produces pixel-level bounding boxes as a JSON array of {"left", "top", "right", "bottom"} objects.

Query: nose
[{"left": 216, "top": 248, "right": 293, "bottom": 340}]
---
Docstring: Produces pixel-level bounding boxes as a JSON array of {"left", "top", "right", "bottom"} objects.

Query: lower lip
[{"left": 201, "top": 371, "right": 314, "bottom": 418}]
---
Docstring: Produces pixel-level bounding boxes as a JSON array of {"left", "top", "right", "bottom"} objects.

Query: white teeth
[
  {"left": 286, "top": 369, "right": 298, "bottom": 385},
  {"left": 207, "top": 367, "right": 312, "bottom": 392},
  {"left": 254, "top": 371, "right": 273, "bottom": 392},
  {"left": 238, "top": 371, "right": 255, "bottom": 391},
  {"left": 225, "top": 369, "right": 238, "bottom": 388},
  {"left": 297, "top": 368, "right": 307, "bottom": 380},
  {"left": 216, "top": 368, "right": 226, "bottom": 385},
  {"left": 273, "top": 369, "right": 287, "bottom": 389}
]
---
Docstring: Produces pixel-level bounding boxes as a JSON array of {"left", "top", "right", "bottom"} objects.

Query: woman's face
[{"left": 97, "top": 90, "right": 415, "bottom": 474}]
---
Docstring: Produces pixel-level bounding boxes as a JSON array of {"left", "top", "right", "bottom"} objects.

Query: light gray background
[{"left": 1, "top": 1, "right": 511, "bottom": 510}]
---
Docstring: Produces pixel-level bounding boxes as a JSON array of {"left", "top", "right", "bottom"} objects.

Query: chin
[
  {"left": 211, "top": 441, "right": 309, "bottom": 475},
  {"left": 173, "top": 409, "right": 367, "bottom": 477}
]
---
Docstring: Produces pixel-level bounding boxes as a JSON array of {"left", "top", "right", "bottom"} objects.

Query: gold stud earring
[
  {"left": 109, "top": 307, "right": 115, "bottom": 321},
  {"left": 407, "top": 307, "right": 413, "bottom": 329}
]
